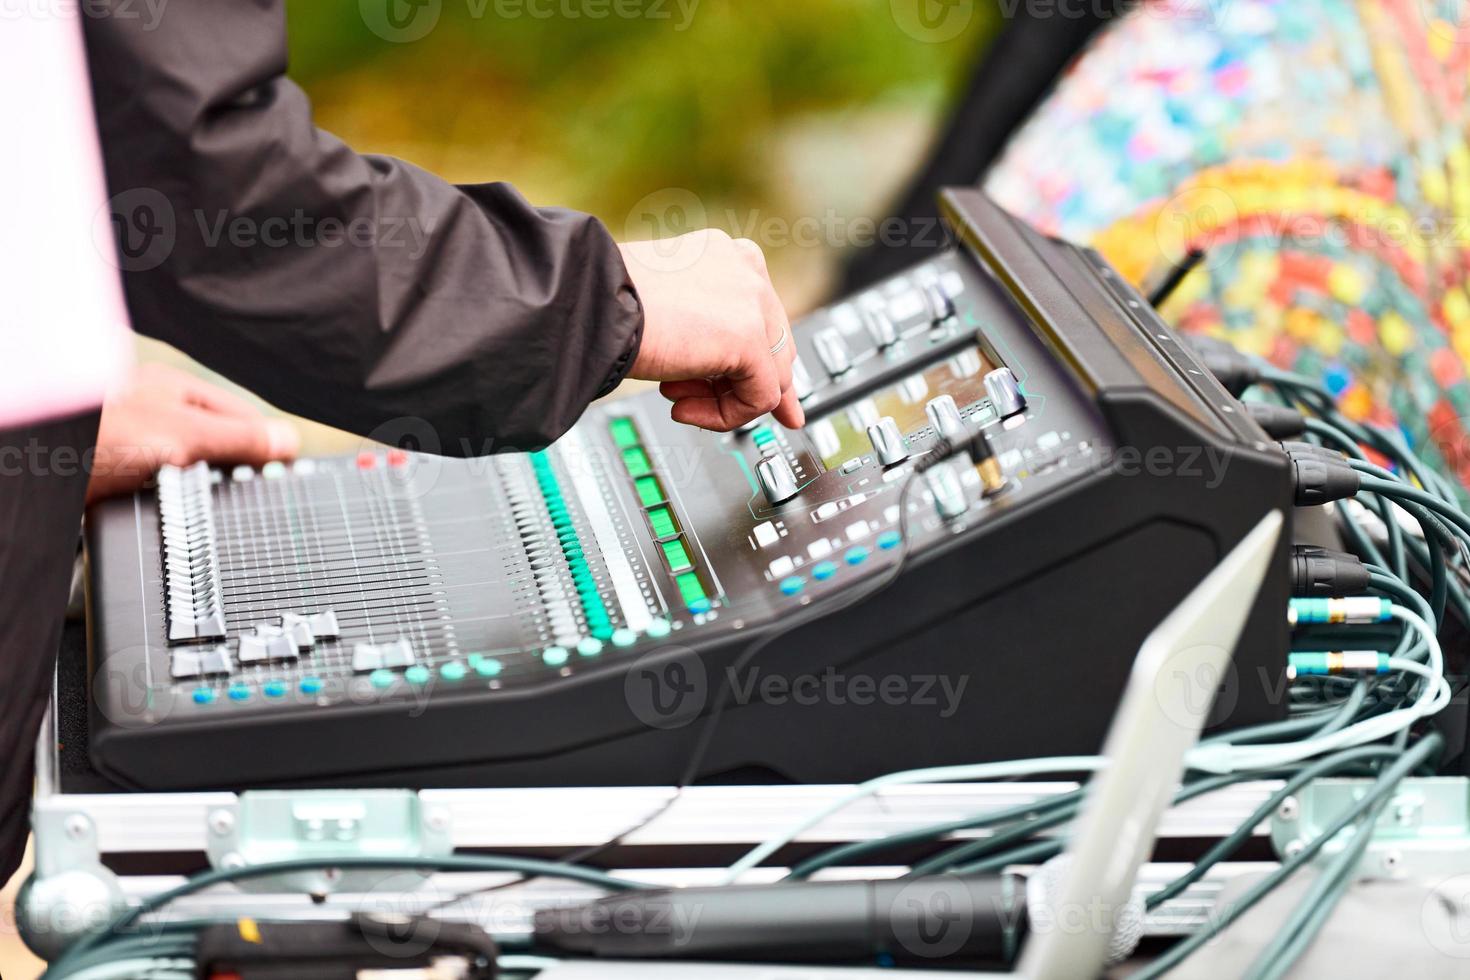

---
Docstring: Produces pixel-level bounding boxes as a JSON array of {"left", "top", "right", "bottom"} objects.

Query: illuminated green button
[
  {"left": 577, "top": 637, "right": 604, "bottom": 657},
  {"left": 622, "top": 447, "right": 653, "bottom": 478},
  {"left": 542, "top": 646, "right": 570, "bottom": 667},
  {"left": 369, "top": 669, "right": 396, "bottom": 689},
  {"left": 634, "top": 476, "right": 665, "bottom": 507},
  {"left": 648, "top": 506, "right": 678, "bottom": 540},
  {"left": 474, "top": 657, "right": 504, "bottom": 678},
  {"left": 645, "top": 618, "right": 671, "bottom": 638},
  {"left": 405, "top": 665, "right": 431, "bottom": 685},
  {"left": 752, "top": 427, "right": 776, "bottom": 447},
  {"left": 612, "top": 628, "right": 637, "bottom": 647},
  {"left": 661, "top": 538, "right": 693, "bottom": 573},
  {"left": 676, "top": 572, "right": 708, "bottom": 612},
  {"left": 609, "top": 417, "right": 641, "bottom": 448},
  {"left": 440, "top": 662, "right": 467, "bottom": 681}
]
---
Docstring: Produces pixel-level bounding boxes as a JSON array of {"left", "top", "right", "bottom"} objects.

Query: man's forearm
[{"left": 82, "top": 0, "right": 642, "bottom": 454}]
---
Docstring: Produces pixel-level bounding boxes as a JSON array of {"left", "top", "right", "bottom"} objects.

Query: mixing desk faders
[{"left": 80, "top": 190, "right": 1294, "bottom": 791}]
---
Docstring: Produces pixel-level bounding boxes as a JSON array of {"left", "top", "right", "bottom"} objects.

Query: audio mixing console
[{"left": 81, "top": 190, "right": 1294, "bottom": 790}]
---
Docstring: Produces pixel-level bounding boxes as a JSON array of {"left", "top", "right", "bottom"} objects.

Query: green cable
[
  {"left": 1257, "top": 867, "right": 1356, "bottom": 980},
  {"left": 1360, "top": 476, "right": 1470, "bottom": 544},
  {"left": 949, "top": 837, "right": 1063, "bottom": 876},
  {"left": 48, "top": 854, "right": 647, "bottom": 976},
  {"left": 1128, "top": 733, "right": 1441, "bottom": 980},
  {"left": 1143, "top": 744, "right": 1401, "bottom": 910},
  {"left": 1242, "top": 766, "right": 1405, "bottom": 980},
  {"left": 944, "top": 772, "right": 1249, "bottom": 878},
  {"left": 1301, "top": 424, "right": 1408, "bottom": 579},
  {"left": 903, "top": 801, "right": 1082, "bottom": 878},
  {"left": 1355, "top": 462, "right": 1458, "bottom": 627},
  {"left": 790, "top": 702, "right": 1373, "bottom": 882},
  {"left": 785, "top": 788, "right": 1086, "bottom": 881}
]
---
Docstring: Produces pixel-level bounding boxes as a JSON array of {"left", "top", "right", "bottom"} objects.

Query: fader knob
[
  {"left": 862, "top": 306, "right": 899, "bottom": 349},
  {"left": 813, "top": 329, "right": 852, "bottom": 377},
  {"left": 756, "top": 453, "right": 800, "bottom": 505},
  {"left": 925, "top": 395, "right": 968, "bottom": 444},
  {"left": 792, "top": 356, "right": 815, "bottom": 402},
  {"left": 866, "top": 417, "right": 909, "bottom": 468},
  {"left": 984, "top": 368, "right": 1027, "bottom": 419},
  {"left": 924, "top": 281, "right": 957, "bottom": 325}
]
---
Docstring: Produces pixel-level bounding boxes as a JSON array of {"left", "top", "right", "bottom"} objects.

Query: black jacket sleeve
[{"left": 80, "top": 0, "right": 643, "bottom": 456}]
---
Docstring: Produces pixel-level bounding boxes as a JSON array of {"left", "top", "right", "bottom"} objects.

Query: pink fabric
[{"left": 0, "top": 8, "right": 132, "bottom": 428}]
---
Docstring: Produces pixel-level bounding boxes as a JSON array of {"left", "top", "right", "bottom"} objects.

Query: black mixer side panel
[{"left": 77, "top": 190, "right": 1293, "bottom": 792}]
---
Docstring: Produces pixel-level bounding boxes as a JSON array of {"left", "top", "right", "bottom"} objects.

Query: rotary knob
[
  {"left": 984, "top": 367, "right": 1026, "bottom": 419},
  {"left": 755, "top": 453, "right": 800, "bottom": 504},
  {"left": 866, "top": 417, "right": 909, "bottom": 468},
  {"left": 925, "top": 395, "right": 968, "bottom": 444},
  {"left": 925, "top": 458, "right": 969, "bottom": 521},
  {"left": 862, "top": 305, "right": 899, "bottom": 349},
  {"left": 813, "top": 329, "right": 852, "bottom": 377},
  {"left": 924, "top": 280, "right": 957, "bottom": 326}
]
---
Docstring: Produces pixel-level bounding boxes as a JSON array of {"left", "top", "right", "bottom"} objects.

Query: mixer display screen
[{"left": 806, "top": 345, "right": 996, "bottom": 470}]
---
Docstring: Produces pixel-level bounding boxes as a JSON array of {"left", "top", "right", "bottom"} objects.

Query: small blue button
[
  {"left": 779, "top": 576, "right": 805, "bottom": 595},
  {"left": 300, "top": 677, "right": 324, "bottom": 695},
  {"left": 878, "top": 530, "right": 902, "bottom": 550},
  {"left": 688, "top": 599, "right": 711, "bottom": 614},
  {"left": 193, "top": 687, "right": 216, "bottom": 705},
  {"left": 812, "top": 561, "right": 838, "bottom": 581},
  {"left": 845, "top": 546, "right": 871, "bottom": 566},
  {"left": 263, "top": 681, "right": 287, "bottom": 699},
  {"left": 544, "top": 646, "right": 571, "bottom": 667},
  {"left": 227, "top": 684, "right": 251, "bottom": 702}
]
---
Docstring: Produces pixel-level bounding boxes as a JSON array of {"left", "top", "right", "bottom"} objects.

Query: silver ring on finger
[{"left": 768, "top": 326, "right": 788, "bottom": 357}]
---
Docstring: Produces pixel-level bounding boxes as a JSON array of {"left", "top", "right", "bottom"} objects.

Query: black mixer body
[{"left": 81, "top": 190, "right": 1293, "bottom": 791}]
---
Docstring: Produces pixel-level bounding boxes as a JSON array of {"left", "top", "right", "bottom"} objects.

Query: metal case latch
[
  {"left": 1271, "top": 776, "right": 1470, "bottom": 879},
  {"left": 206, "top": 789, "right": 453, "bottom": 895}
]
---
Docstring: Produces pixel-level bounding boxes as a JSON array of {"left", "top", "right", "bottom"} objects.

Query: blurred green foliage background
[{"left": 285, "top": 0, "right": 997, "bottom": 309}]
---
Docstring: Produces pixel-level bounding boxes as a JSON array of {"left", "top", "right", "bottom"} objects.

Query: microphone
[
  {"left": 533, "top": 872, "right": 1030, "bottom": 967},
  {"left": 1025, "top": 855, "right": 1146, "bottom": 967}
]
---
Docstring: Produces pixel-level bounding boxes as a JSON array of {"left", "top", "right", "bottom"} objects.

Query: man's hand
[
  {"left": 620, "top": 231, "right": 805, "bottom": 432},
  {"left": 88, "top": 363, "right": 300, "bottom": 503}
]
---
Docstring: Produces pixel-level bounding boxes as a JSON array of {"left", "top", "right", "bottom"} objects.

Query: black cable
[{"left": 1148, "top": 249, "right": 1206, "bottom": 307}]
